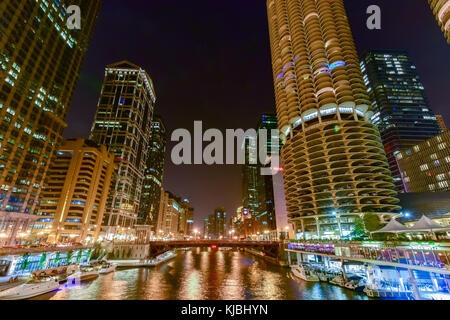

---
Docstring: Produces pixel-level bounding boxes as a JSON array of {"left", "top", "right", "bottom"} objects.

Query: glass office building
[{"left": 361, "top": 50, "right": 441, "bottom": 192}]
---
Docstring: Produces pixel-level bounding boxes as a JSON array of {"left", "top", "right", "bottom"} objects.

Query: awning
[
  {"left": 407, "top": 215, "right": 450, "bottom": 233},
  {"left": 371, "top": 218, "right": 409, "bottom": 234}
]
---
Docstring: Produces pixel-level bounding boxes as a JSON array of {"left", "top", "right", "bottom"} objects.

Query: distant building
[
  {"left": 181, "top": 199, "right": 194, "bottom": 236},
  {"left": 231, "top": 206, "right": 260, "bottom": 240},
  {"left": 89, "top": 61, "right": 156, "bottom": 241},
  {"left": 256, "top": 114, "right": 279, "bottom": 233},
  {"left": 396, "top": 131, "right": 450, "bottom": 192},
  {"left": 361, "top": 50, "right": 441, "bottom": 192},
  {"left": 241, "top": 113, "right": 280, "bottom": 237},
  {"left": 428, "top": 0, "right": 450, "bottom": 44},
  {"left": 33, "top": 139, "right": 115, "bottom": 244},
  {"left": 156, "top": 190, "right": 191, "bottom": 239},
  {"left": 206, "top": 208, "right": 227, "bottom": 239},
  {"left": 138, "top": 115, "right": 166, "bottom": 230},
  {"left": 436, "top": 115, "right": 448, "bottom": 132},
  {"left": 0, "top": 0, "right": 101, "bottom": 246}
]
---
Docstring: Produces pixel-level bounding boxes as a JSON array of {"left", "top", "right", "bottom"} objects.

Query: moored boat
[
  {"left": 0, "top": 277, "right": 28, "bottom": 292},
  {"left": 330, "top": 275, "right": 346, "bottom": 287},
  {"left": 344, "top": 276, "right": 366, "bottom": 292},
  {"left": 291, "top": 265, "right": 320, "bottom": 282},
  {"left": 66, "top": 266, "right": 99, "bottom": 284},
  {"left": 0, "top": 276, "right": 59, "bottom": 300},
  {"left": 99, "top": 263, "right": 116, "bottom": 274}
]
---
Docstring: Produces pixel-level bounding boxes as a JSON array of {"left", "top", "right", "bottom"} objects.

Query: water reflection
[{"left": 36, "top": 248, "right": 368, "bottom": 300}]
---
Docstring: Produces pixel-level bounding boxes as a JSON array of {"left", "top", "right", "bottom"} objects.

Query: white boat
[
  {"left": 0, "top": 276, "right": 59, "bottom": 300},
  {"left": 99, "top": 264, "right": 116, "bottom": 274},
  {"left": 112, "top": 260, "right": 154, "bottom": 269},
  {"left": 66, "top": 266, "right": 99, "bottom": 284},
  {"left": 291, "top": 265, "right": 320, "bottom": 282},
  {"left": 0, "top": 277, "right": 28, "bottom": 292},
  {"left": 330, "top": 275, "right": 346, "bottom": 287},
  {"left": 146, "top": 251, "right": 177, "bottom": 266}
]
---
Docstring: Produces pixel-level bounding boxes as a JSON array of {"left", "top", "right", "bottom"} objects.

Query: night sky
[{"left": 66, "top": 0, "right": 450, "bottom": 228}]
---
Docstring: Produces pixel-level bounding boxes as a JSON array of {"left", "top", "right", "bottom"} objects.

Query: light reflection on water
[{"left": 33, "top": 248, "right": 369, "bottom": 300}]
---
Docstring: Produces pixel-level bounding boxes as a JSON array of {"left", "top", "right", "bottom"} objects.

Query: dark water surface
[{"left": 35, "top": 249, "right": 368, "bottom": 300}]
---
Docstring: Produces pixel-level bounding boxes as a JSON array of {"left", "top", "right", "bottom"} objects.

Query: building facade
[
  {"left": 396, "top": 131, "right": 450, "bottom": 193},
  {"left": 428, "top": 0, "right": 450, "bottom": 44},
  {"left": 89, "top": 61, "right": 156, "bottom": 241},
  {"left": 266, "top": 0, "right": 400, "bottom": 239},
  {"left": 33, "top": 139, "right": 115, "bottom": 244},
  {"left": 138, "top": 115, "right": 166, "bottom": 228},
  {"left": 156, "top": 190, "right": 186, "bottom": 239},
  {"left": 205, "top": 208, "right": 227, "bottom": 239},
  {"left": 360, "top": 50, "right": 441, "bottom": 191},
  {"left": 0, "top": 0, "right": 101, "bottom": 245},
  {"left": 436, "top": 115, "right": 447, "bottom": 132}
]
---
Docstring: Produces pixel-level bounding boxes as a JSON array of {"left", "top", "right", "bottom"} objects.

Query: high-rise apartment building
[
  {"left": 0, "top": 0, "right": 101, "bottom": 245},
  {"left": 361, "top": 50, "right": 441, "bottom": 191},
  {"left": 138, "top": 115, "right": 166, "bottom": 228},
  {"left": 266, "top": 0, "right": 400, "bottom": 239},
  {"left": 428, "top": 0, "right": 450, "bottom": 44},
  {"left": 33, "top": 139, "right": 115, "bottom": 244},
  {"left": 90, "top": 61, "right": 156, "bottom": 240},
  {"left": 436, "top": 115, "right": 448, "bottom": 132},
  {"left": 396, "top": 131, "right": 450, "bottom": 193}
]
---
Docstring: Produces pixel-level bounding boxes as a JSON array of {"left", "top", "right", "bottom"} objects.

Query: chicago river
[{"left": 32, "top": 249, "right": 367, "bottom": 300}]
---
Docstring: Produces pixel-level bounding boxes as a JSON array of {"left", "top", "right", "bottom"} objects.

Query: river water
[{"left": 34, "top": 248, "right": 368, "bottom": 300}]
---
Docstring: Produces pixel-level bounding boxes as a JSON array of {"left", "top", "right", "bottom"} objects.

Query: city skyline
[{"left": 66, "top": 0, "right": 450, "bottom": 229}]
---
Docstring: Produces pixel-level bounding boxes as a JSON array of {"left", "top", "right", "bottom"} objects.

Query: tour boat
[
  {"left": 99, "top": 263, "right": 116, "bottom": 274},
  {"left": 0, "top": 276, "right": 59, "bottom": 300},
  {"left": 66, "top": 266, "right": 99, "bottom": 284},
  {"left": 291, "top": 265, "right": 320, "bottom": 282}
]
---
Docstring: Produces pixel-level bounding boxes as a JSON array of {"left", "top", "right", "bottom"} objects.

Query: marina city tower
[{"left": 266, "top": 0, "right": 400, "bottom": 239}]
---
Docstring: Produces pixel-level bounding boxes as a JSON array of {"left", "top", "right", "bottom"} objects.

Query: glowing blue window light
[{"left": 330, "top": 61, "right": 346, "bottom": 69}]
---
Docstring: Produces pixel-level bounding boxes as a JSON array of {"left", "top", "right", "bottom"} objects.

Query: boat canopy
[
  {"left": 407, "top": 215, "right": 450, "bottom": 233},
  {"left": 372, "top": 215, "right": 450, "bottom": 234},
  {"left": 371, "top": 218, "right": 409, "bottom": 234}
]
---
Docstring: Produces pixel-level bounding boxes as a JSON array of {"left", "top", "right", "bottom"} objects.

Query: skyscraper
[
  {"left": 256, "top": 114, "right": 279, "bottom": 234},
  {"left": 0, "top": 0, "right": 101, "bottom": 245},
  {"left": 266, "top": 0, "right": 400, "bottom": 239},
  {"left": 242, "top": 134, "right": 259, "bottom": 218},
  {"left": 361, "top": 50, "right": 441, "bottom": 192},
  {"left": 428, "top": 0, "right": 450, "bottom": 44},
  {"left": 138, "top": 115, "right": 166, "bottom": 228},
  {"left": 34, "top": 139, "right": 115, "bottom": 244},
  {"left": 90, "top": 61, "right": 156, "bottom": 240}
]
